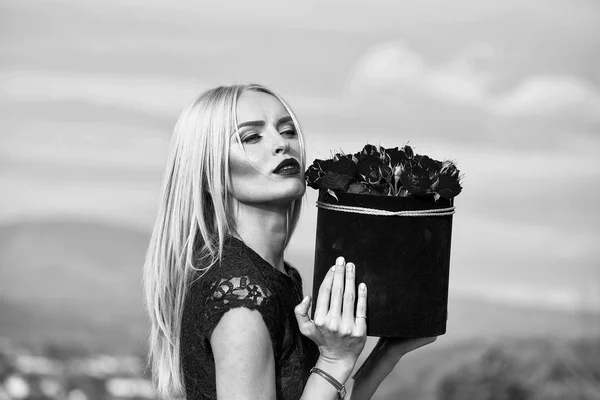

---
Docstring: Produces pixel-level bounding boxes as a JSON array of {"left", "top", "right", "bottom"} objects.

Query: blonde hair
[{"left": 143, "top": 84, "right": 306, "bottom": 398}]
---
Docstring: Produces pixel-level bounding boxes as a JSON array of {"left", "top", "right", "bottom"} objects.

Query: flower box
[
  {"left": 306, "top": 144, "right": 461, "bottom": 338},
  {"left": 311, "top": 191, "right": 454, "bottom": 337}
]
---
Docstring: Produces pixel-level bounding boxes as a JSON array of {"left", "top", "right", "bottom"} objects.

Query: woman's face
[{"left": 229, "top": 90, "right": 305, "bottom": 207}]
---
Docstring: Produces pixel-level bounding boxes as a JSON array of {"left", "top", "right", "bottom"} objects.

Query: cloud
[
  {"left": 451, "top": 279, "right": 600, "bottom": 313},
  {"left": 0, "top": 175, "right": 159, "bottom": 230},
  {"left": 345, "top": 40, "right": 494, "bottom": 105},
  {"left": 0, "top": 70, "right": 207, "bottom": 117},
  {"left": 346, "top": 40, "right": 600, "bottom": 121},
  {"left": 490, "top": 75, "right": 600, "bottom": 118}
]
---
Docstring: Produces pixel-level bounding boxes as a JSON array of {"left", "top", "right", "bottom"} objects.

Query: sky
[{"left": 1, "top": 0, "right": 600, "bottom": 313}]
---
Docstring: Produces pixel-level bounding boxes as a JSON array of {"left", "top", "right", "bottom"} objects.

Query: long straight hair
[{"left": 142, "top": 84, "right": 306, "bottom": 398}]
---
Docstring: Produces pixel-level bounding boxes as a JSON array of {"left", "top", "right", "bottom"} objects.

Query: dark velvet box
[{"left": 311, "top": 191, "right": 454, "bottom": 337}]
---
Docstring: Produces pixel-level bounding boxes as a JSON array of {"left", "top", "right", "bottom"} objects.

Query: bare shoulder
[{"left": 210, "top": 308, "right": 276, "bottom": 400}]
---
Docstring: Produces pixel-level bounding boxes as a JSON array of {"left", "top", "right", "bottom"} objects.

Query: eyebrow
[{"left": 236, "top": 115, "right": 294, "bottom": 130}]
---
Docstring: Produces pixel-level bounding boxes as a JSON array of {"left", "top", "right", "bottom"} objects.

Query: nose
[{"left": 272, "top": 135, "right": 290, "bottom": 155}]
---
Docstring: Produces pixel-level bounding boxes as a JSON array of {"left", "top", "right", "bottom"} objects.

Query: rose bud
[
  {"left": 306, "top": 159, "right": 328, "bottom": 174},
  {"left": 321, "top": 172, "right": 353, "bottom": 192},
  {"left": 366, "top": 166, "right": 382, "bottom": 185},
  {"left": 381, "top": 149, "right": 390, "bottom": 165},
  {"left": 361, "top": 144, "right": 379, "bottom": 156},
  {"left": 380, "top": 165, "right": 393, "bottom": 181},
  {"left": 400, "top": 165, "right": 430, "bottom": 196},
  {"left": 386, "top": 147, "right": 409, "bottom": 167},
  {"left": 402, "top": 145, "right": 414, "bottom": 159},
  {"left": 357, "top": 154, "right": 383, "bottom": 179},
  {"left": 329, "top": 156, "right": 358, "bottom": 178},
  {"left": 305, "top": 164, "right": 325, "bottom": 189},
  {"left": 319, "top": 159, "right": 336, "bottom": 173},
  {"left": 415, "top": 155, "right": 442, "bottom": 172},
  {"left": 436, "top": 174, "right": 462, "bottom": 199},
  {"left": 440, "top": 160, "right": 459, "bottom": 177},
  {"left": 378, "top": 146, "right": 388, "bottom": 162}
]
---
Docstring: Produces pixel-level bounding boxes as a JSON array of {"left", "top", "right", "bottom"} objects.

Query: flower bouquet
[{"left": 306, "top": 144, "right": 462, "bottom": 337}]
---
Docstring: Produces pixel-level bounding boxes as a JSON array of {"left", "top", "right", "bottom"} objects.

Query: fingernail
[
  {"left": 346, "top": 263, "right": 354, "bottom": 272},
  {"left": 359, "top": 283, "right": 366, "bottom": 291},
  {"left": 330, "top": 265, "right": 336, "bottom": 271},
  {"left": 336, "top": 256, "right": 345, "bottom": 266}
]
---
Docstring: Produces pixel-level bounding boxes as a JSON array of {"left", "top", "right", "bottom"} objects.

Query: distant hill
[
  {"left": 371, "top": 336, "right": 600, "bottom": 400},
  {"left": 433, "top": 336, "right": 600, "bottom": 400},
  {"left": 1, "top": 219, "right": 599, "bottom": 354},
  {"left": 0, "top": 219, "right": 151, "bottom": 352}
]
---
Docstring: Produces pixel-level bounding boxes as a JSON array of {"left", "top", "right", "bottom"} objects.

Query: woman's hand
[{"left": 294, "top": 256, "right": 368, "bottom": 368}]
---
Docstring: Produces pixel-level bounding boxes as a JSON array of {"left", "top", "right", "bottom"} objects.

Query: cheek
[{"left": 229, "top": 155, "right": 263, "bottom": 182}]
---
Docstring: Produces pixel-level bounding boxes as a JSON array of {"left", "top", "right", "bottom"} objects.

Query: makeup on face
[{"left": 228, "top": 90, "right": 305, "bottom": 205}]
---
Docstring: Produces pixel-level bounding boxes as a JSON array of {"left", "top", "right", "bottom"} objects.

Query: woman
[{"left": 143, "top": 84, "right": 436, "bottom": 400}]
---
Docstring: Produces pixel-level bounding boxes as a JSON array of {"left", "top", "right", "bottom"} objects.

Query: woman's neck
[{"left": 233, "top": 202, "right": 288, "bottom": 273}]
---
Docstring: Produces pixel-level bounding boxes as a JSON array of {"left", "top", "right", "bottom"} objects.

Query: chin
[
  {"left": 289, "top": 181, "right": 307, "bottom": 198},
  {"left": 270, "top": 185, "right": 306, "bottom": 206},
  {"left": 233, "top": 179, "right": 306, "bottom": 205}
]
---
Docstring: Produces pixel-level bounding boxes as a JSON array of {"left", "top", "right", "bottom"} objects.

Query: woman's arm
[
  {"left": 211, "top": 257, "right": 369, "bottom": 400},
  {"left": 344, "top": 337, "right": 438, "bottom": 400},
  {"left": 210, "top": 307, "right": 356, "bottom": 400},
  {"left": 210, "top": 308, "right": 276, "bottom": 400}
]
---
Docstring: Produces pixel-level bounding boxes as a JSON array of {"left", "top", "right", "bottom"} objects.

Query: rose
[
  {"left": 380, "top": 165, "right": 393, "bottom": 181},
  {"left": 318, "top": 158, "right": 336, "bottom": 173},
  {"left": 357, "top": 154, "right": 383, "bottom": 184},
  {"left": 305, "top": 166, "right": 323, "bottom": 189},
  {"left": 414, "top": 155, "right": 442, "bottom": 173},
  {"left": 305, "top": 159, "right": 328, "bottom": 189},
  {"left": 305, "top": 142, "right": 463, "bottom": 200},
  {"left": 321, "top": 172, "right": 353, "bottom": 192},
  {"left": 384, "top": 147, "right": 409, "bottom": 167},
  {"left": 329, "top": 156, "right": 358, "bottom": 178},
  {"left": 360, "top": 144, "right": 380, "bottom": 156},
  {"left": 305, "top": 158, "right": 341, "bottom": 189},
  {"left": 440, "top": 161, "right": 459, "bottom": 178},
  {"left": 400, "top": 164, "right": 431, "bottom": 196},
  {"left": 436, "top": 174, "right": 462, "bottom": 199}
]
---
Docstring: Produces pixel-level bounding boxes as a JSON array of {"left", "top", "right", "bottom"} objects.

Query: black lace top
[{"left": 180, "top": 235, "right": 320, "bottom": 400}]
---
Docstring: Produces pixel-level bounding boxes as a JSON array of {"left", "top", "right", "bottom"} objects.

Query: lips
[{"left": 273, "top": 158, "right": 300, "bottom": 173}]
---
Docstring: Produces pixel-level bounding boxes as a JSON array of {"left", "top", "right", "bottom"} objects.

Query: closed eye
[
  {"left": 280, "top": 128, "right": 297, "bottom": 136},
  {"left": 242, "top": 134, "right": 260, "bottom": 144}
]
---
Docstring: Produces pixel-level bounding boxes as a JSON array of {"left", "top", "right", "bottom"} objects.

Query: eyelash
[
  {"left": 281, "top": 129, "right": 297, "bottom": 136},
  {"left": 242, "top": 129, "right": 297, "bottom": 143}
]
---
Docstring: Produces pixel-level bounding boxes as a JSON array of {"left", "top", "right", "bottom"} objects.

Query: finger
[
  {"left": 354, "top": 282, "right": 367, "bottom": 332},
  {"left": 314, "top": 264, "right": 336, "bottom": 318},
  {"left": 294, "top": 296, "right": 315, "bottom": 337},
  {"left": 328, "top": 256, "right": 346, "bottom": 319},
  {"left": 341, "top": 262, "right": 356, "bottom": 326}
]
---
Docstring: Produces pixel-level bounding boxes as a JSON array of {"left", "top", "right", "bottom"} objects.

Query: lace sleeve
[{"left": 202, "top": 273, "right": 279, "bottom": 345}]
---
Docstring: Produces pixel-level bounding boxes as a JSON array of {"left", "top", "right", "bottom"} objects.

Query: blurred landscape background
[{"left": 1, "top": 0, "right": 599, "bottom": 399}]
